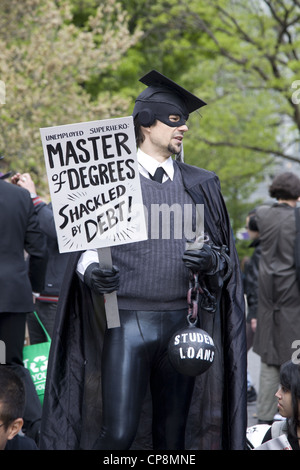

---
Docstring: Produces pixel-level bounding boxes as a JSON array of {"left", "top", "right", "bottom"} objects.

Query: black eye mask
[
  {"left": 155, "top": 103, "right": 189, "bottom": 127},
  {"left": 137, "top": 102, "right": 189, "bottom": 128}
]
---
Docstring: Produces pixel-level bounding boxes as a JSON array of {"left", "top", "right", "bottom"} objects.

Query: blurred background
[{"left": 1, "top": 0, "right": 300, "bottom": 260}]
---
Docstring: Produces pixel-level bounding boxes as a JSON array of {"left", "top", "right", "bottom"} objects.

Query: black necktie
[{"left": 150, "top": 167, "right": 165, "bottom": 183}]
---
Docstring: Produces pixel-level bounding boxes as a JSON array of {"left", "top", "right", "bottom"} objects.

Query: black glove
[
  {"left": 182, "top": 244, "right": 218, "bottom": 274},
  {"left": 84, "top": 262, "right": 120, "bottom": 294}
]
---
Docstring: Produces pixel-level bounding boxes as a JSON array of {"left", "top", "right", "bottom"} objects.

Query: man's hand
[
  {"left": 182, "top": 244, "right": 218, "bottom": 274},
  {"left": 84, "top": 262, "right": 120, "bottom": 294},
  {"left": 11, "top": 172, "right": 36, "bottom": 194}
]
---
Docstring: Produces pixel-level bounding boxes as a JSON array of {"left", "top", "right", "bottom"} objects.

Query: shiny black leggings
[{"left": 92, "top": 309, "right": 195, "bottom": 450}]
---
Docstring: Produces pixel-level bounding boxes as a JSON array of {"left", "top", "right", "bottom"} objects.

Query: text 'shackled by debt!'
[{"left": 40, "top": 117, "right": 148, "bottom": 253}]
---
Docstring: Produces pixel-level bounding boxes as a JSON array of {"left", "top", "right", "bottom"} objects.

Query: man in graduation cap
[{"left": 40, "top": 71, "right": 247, "bottom": 450}]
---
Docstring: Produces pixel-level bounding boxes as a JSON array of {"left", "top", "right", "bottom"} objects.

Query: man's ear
[
  {"left": 6, "top": 418, "right": 23, "bottom": 441},
  {"left": 141, "top": 124, "right": 152, "bottom": 135}
]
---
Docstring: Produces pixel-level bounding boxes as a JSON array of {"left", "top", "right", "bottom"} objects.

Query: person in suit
[
  {"left": 11, "top": 172, "right": 70, "bottom": 344},
  {"left": 0, "top": 170, "right": 47, "bottom": 444},
  {"left": 253, "top": 172, "right": 300, "bottom": 424}
]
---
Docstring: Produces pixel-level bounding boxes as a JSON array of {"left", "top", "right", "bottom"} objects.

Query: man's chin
[{"left": 168, "top": 144, "right": 181, "bottom": 155}]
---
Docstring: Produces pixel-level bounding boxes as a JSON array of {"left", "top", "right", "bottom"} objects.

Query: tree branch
[{"left": 198, "top": 137, "right": 300, "bottom": 164}]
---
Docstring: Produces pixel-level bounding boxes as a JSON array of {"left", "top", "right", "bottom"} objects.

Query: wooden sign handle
[{"left": 97, "top": 247, "right": 120, "bottom": 328}]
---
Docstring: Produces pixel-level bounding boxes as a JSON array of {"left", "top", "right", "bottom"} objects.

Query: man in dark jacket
[
  {"left": 40, "top": 70, "right": 247, "bottom": 450},
  {"left": 0, "top": 173, "right": 47, "bottom": 442},
  {"left": 253, "top": 172, "right": 300, "bottom": 424},
  {"left": 11, "top": 172, "right": 70, "bottom": 343}
]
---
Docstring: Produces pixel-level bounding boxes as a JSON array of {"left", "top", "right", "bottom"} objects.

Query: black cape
[{"left": 40, "top": 162, "right": 247, "bottom": 450}]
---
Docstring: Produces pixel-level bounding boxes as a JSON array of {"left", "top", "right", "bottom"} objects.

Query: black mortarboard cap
[{"left": 133, "top": 70, "right": 206, "bottom": 121}]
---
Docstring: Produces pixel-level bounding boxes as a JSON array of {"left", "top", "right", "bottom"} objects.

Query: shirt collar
[{"left": 137, "top": 148, "right": 174, "bottom": 181}]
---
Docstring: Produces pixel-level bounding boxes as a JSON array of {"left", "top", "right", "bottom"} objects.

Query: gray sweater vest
[{"left": 111, "top": 164, "right": 196, "bottom": 310}]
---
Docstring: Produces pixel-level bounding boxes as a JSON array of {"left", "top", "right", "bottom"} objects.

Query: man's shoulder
[
  {"left": 175, "top": 161, "right": 219, "bottom": 188},
  {"left": 0, "top": 179, "right": 31, "bottom": 200},
  {"left": 5, "top": 434, "right": 39, "bottom": 450}
]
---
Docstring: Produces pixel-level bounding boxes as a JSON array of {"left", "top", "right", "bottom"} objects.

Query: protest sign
[
  {"left": 40, "top": 116, "right": 147, "bottom": 327},
  {"left": 40, "top": 116, "right": 147, "bottom": 252}
]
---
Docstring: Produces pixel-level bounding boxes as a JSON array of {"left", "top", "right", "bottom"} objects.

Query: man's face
[{"left": 146, "top": 115, "right": 188, "bottom": 158}]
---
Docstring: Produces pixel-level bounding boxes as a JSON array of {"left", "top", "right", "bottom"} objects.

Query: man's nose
[{"left": 178, "top": 123, "right": 188, "bottom": 132}]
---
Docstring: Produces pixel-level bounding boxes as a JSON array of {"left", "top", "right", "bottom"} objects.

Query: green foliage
[
  {"left": 1, "top": 0, "right": 300, "bottom": 235},
  {"left": 0, "top": 0, "right": 141, "bottom": 190},
  {"left": 111, "top": 0, "right": 300, "bottom": 233}
]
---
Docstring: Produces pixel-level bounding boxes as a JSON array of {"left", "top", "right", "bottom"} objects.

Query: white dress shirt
[{"left": 137, "top": 148, "right": 174, "bottom": 182}]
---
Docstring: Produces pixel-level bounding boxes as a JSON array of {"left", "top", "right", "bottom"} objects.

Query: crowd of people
[
  {"left": 243, "top": 171, "right": 300, "bottom": 448},
  {"left": 0, "top": 70, "right": 300, "bottom": 451}
]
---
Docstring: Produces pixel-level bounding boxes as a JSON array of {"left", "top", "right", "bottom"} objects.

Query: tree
[
  {"left": 0, "top": 0, "right": 141, "bottom": 191},
  {"left": 113, "top": 0, "right": 300, "bottom": 233},
  {"left": 122, "top": 0, "right": 300, "bottom": 161},
  {"left": 177, "top": 0, "right": 300, "bottom": 162}
]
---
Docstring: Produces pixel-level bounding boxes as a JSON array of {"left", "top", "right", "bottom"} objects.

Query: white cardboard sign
[{"left": 40, "top": 116, "right": 147, "bottom": 253}]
